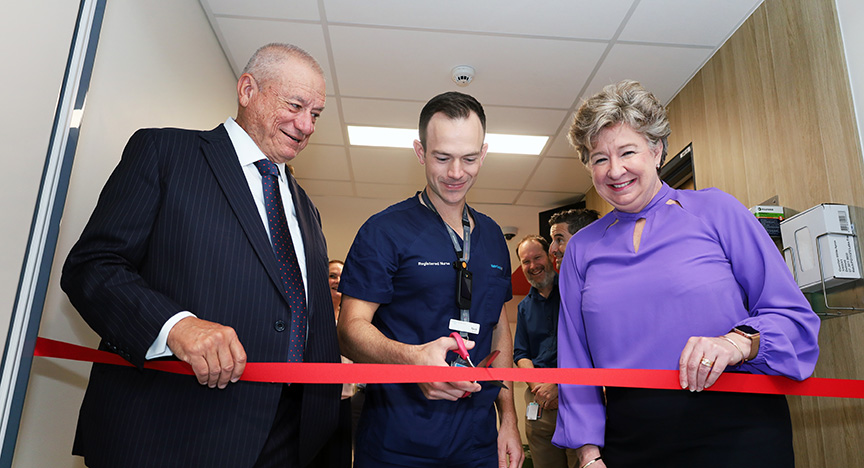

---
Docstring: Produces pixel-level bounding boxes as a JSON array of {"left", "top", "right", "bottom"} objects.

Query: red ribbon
[{"left": 33, "top": 337, "right": 864, "bottom": 399}]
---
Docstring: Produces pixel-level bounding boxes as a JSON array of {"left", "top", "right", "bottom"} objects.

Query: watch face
[{"left": 735, "top": 325, "right": 759, "bottom": 336}]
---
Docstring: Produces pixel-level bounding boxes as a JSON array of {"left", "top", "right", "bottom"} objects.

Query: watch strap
[{"left": 731, "top": 326, "right": 760, "bottom": 361}]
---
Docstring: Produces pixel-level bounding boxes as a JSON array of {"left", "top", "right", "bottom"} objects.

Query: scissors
[{"left": 449, "top": 332, "right": 508, "bottom": 394}]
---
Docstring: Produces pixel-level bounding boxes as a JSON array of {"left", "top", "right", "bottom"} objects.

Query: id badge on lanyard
[{"left": 420, "top": 190, "right": 480, "bottom": 338}]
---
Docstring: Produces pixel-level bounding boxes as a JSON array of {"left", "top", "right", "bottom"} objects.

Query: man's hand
[
  {"left": 497, "top": 415, "right": 525, "bottom": 468},
  {"left": 167, "top": 317, "right": 247, "bottom": 389},
  {"left": 414, "top": 336, "right": 482, "bottom": 401},
  {"left": 338, "top": 296, "right": 482, "bottom": 400},
  {"left": 531, "top": 382, "right": 559, "bottom": 410}
]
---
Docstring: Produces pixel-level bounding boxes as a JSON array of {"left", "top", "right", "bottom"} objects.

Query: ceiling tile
[
  {"left": 475, "top": 154, "right": 538, "bottom": 190},
  {"left": 310, "top": 106, "right": 346, "bottom": 145},
  {"left": 322, "top": 0, "right": 633, "bottom": 40},
  {"left": 212, "top": 17, "right": 331, "bottom": 79},
  {"left": 585, "top": 43, "right": 714, "bottom": 104},
  {"left": 544, "top": 128, "right": 581, "bottom": 158},
  {"left": 468, "top": 188, "right": 519, "bottom": 205},
  {"left": 340, "top": 98, "right": 424, "bottom": 128},
  {"left": 290, "top": 144, "right": 351, "bottom": 181},
  {"left": 349, "top": 146, "right": 427, "bottom": 185},
  {"left": 484, "top": 105, "right": 570, "bottom": 136},
  {"left": 525, "top": 157, "right": 592, "bottom": 192},
  {"left": 202, "top": 0, "right": 320, "bottom": 21},
  {"left": 620, "top": 0, "right": 762, "bottom": 46},
  {"left": 328, "top": 25, "right": 608, "bottom": 108}
]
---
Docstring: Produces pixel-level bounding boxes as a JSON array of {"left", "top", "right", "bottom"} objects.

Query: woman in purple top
[{"left": 553, "top": 80, "right": 820, "bottom": 468}]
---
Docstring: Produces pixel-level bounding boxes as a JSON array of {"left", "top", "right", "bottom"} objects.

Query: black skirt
[{"left": 603, "top": 387, "right": 794, "bottom": 468}]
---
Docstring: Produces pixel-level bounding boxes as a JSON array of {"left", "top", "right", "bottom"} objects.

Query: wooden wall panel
[
  {"left": 789, "top": 313, "right": 864, "bottom": 465},
  {"left": 583, "top": 187, "right": 612, "bottom": 215},
  {"left": 583, "top": 0, "right": 864, "bottom": 464}
]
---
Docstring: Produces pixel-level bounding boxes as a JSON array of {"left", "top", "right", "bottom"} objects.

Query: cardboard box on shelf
[
  {"left": 780, "top": 204, "right": 861, "bottom": 292},
  {"left": 750, "top": 205, "right": 785, "bottom": 238}
]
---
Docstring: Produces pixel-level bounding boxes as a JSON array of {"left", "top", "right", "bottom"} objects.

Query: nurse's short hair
[
  {"left": 418, "top": 91, "right": 486, "bottom": 150},
  {"left": 568, "top": 79, "right": 671, "bottom": 167}
]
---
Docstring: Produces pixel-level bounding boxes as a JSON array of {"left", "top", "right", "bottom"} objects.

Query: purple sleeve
[
  {"left": 552, "top": 246, "right": 606, "bottom": 450},
  {"left": 706, "top": 190, "right": 820, "bottom": 379}
]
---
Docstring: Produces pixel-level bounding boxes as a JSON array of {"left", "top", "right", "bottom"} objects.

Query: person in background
[
  {"left": 329, "top": 259, "right": 344, "bottom": 320},
  {"left": 554, "top": 79, "right": 820, "bottom": 468},
  {"left": 337, "top": 91, "right": 523, "bottom": 468},
  {"left": 328, "top": 258, "right": 355, "bottom": 459},
  {"left": 331, "top": 256, "right": 365, "bottom": 447},
  {"left": 548, "top": 209, "right": 599, "bottom": 270},
  {"left": 513, "top": 235, "right": 579, "bottom": 468},
  {"left": 328, "top": 259, "right": 353, "bottom": 400},
  {"left": 61, "top": 43, "right": 348, "bottom": 468}
]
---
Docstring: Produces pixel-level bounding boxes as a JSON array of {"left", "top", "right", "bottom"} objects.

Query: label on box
[
  {"left": 750, "top": 205, "right": 785, "bottom": 215},
  {"left": 757, "top": 218, "right": 781, "bottom": 237},
  {"left": 836, "top": 208, "right": 851, "bottom": 233},
  {"left": 831, "top": 235, "right": 859, "bottom": 275}
]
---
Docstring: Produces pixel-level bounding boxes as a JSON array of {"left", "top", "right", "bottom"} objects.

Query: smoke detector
[{"left": 451, "top": 65, "right": 475, "bottom": 87}]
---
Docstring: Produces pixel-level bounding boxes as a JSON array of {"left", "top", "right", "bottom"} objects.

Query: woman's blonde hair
[{"left": 568, "top": 80, "right": 671, "bottom": 166}]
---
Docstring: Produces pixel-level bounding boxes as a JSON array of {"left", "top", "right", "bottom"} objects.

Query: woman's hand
[
  {"left": 678, "top": 334, "right": 748, "bottom": 392},
  {"left": 576, "top": 445, "right": 605, "bottom": 468}
]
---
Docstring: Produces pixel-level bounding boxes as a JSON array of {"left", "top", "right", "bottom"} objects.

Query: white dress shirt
[{"left": 145, "top": 118, "right": 308, "bottom": 359}]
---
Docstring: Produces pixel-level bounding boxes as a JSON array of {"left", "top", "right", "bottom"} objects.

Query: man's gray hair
[{"left": 241, "top": 43, "right": 323, "bottom": 86}]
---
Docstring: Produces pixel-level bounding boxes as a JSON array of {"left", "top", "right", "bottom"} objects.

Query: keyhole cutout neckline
[{"left": 630, "top": 199, "right": 681, "bottom": 253}]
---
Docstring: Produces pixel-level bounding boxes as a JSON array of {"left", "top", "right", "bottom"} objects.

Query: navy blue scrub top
[{"left": 340, "top": 193, "right": 512, "bottom": 467}]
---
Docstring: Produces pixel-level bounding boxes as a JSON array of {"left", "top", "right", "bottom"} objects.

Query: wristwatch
[{"left": 731, "top": 325, "right": 760, "bottom": 362}]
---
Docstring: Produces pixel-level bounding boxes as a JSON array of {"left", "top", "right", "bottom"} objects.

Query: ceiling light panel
[{"left": 348, "top": 125, "right": 548, "bottom": 155}]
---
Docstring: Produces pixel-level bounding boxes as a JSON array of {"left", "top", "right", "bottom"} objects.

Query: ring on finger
[{"left": 700, "top": 357, "right": 714, "bottom": 367}]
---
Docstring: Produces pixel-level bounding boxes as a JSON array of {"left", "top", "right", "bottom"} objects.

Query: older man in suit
[{"left": 61, "top": 43, "right": 347, "bottom": 468}]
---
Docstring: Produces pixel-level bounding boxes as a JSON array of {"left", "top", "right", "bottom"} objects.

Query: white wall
[
  {"left": 13, "top": 1, "right": 237, "bottom": 466},
  {"left": 835, "top": 0, "right": 864, "bottom": 161},
  {"left": 0, "top": 1, "right": 80, "bottom": 354}
]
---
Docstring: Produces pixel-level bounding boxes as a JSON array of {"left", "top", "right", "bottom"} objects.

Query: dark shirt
[{"left": 513, "top": 275, "right": 560, "bottom": 368}]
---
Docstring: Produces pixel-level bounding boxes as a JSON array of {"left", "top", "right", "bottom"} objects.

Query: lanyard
[
  {"left": 420, "top": 190, "right": 471, "bottom": 262},
  {"left": 420, "top": 190, "right": 473, "bottom": 338}
]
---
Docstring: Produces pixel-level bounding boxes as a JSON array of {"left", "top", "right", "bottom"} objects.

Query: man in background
[
  {"left": 61, "top": 43, "right": 347, "bottom": 468},
  {"left": 548, "top": 209, "right": 599, "bottom": 270},
  {"left": 329, "top": 259, "right": 345, "bottom": 320},
  {"left": 513, "top": 235, "right": 578, "bottom": 468},
  {"left": 337, "top": 91, "right": 523, "bottom": 468},
  {"left": 514, "top": 209, "right": 599, "bottom": 468}
]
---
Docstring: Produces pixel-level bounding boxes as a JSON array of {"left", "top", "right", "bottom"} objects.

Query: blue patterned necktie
[{"left": 253, "top": 159, "right": 307, "bottom": 362}]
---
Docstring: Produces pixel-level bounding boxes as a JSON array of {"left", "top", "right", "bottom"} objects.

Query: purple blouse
[{"left": 552, "top": 183, "right": 820, "bottom": 449}]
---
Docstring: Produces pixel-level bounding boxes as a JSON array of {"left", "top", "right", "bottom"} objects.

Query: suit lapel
[
  {"left": 199, "top": 126, "right": 286, "bottom": 296},
  {"left": 285, "top": 173, "right": 330, "bottom": 336},
  {"left": 285, "top": 173, "right": 321, "bottom": 277}
]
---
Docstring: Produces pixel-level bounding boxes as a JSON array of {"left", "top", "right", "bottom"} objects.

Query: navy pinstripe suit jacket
[{"left": 61, "top": 125, "right": 342, "bottom": 467}]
